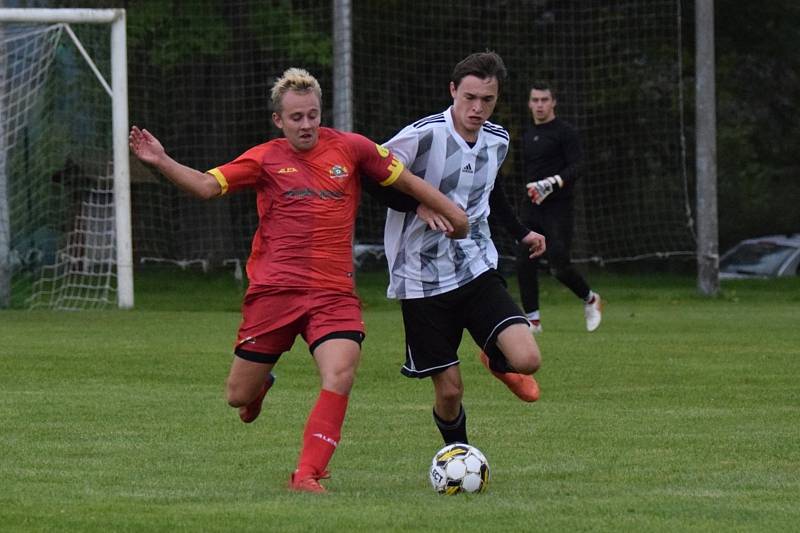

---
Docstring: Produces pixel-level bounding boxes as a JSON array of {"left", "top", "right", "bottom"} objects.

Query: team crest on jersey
[
  {"left": 329, "top": 164, "right": 350, "bottom": 179},
  {"left": 376, "top": 144, "right": 390, "bottom": 158}
]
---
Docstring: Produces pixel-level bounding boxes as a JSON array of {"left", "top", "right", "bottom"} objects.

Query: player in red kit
[{"left": 129, "top": 68, "right": 467, "bottom": 493}]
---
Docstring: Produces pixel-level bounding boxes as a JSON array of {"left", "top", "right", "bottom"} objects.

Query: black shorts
[{"left": 399, "top": 269, "right": 529, "bottom": 378}]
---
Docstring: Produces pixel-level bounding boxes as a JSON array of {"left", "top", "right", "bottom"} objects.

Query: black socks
[{"left": 433, "top": 404, "right": 468, "bottom": 445}]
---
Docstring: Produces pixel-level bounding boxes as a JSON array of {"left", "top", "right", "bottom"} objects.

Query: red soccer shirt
[{"left": 208, "top": 127, "right": 403, "bottom": 292}]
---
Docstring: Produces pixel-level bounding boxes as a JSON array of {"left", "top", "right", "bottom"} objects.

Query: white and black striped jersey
[{"left": 383, "top": 106, "right": 510, "bottom": 299}]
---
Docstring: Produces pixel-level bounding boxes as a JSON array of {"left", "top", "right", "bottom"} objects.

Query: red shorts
[{"left": 234, "top": 286, "right": 365, "bottom": 361}]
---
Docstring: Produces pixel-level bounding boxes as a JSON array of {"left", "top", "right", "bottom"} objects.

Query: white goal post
[{"left": 0, "top": 8, "right": 132, "bottom": 309}]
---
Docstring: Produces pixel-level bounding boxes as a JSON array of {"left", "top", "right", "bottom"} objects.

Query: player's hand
[
  {"left": 129, "top": 126, "right": 165, "bottom": 166},
  {"left": 526, "top": 175, "right": 563, "bottom": 205},
  {"left": 521, "top": 231, "right": 546, "bottom": 258},
  {"left": 446, "top": 207, "right": 469, "bottom": 239},
  {"left": 416, "top": 204, "right": 455, "bottom": 235}
]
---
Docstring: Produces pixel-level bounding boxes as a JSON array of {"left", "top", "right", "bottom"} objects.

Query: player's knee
[
  {"left": 435, "top": 381, "right": 464, "bottom": 406},
  {"left": 320, "top": 367, "right": 357, "bottom": 396},
  {"left": 226, "top": 384, "right": 246, "bottom": 408},
  {"left": 510, "top": 346, "right": 541, "bottom": 375},
  {"left": 225, "top": 378, "right": 253, "bottom": 407}
]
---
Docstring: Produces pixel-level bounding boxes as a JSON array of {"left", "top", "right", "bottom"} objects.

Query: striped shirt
[{"left": 383, "top": 106, "right": 510, "bottom": 299}]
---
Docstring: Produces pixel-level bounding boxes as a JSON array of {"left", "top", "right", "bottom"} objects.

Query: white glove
[{"left": 526, "top": 175, "right": 563, "bottom": 204}]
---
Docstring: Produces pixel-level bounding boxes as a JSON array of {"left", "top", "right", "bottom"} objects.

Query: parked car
[{"left": 719, "top": 234, "right": 800, "bottom": 279}]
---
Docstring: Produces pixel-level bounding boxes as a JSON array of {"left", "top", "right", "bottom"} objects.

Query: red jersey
[{"left": 208, "top": 127, "right": 403, "bottom": 292}]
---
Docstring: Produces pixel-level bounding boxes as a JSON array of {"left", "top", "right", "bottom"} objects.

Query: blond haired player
[{"left": 130, "top": 68, "right": 466, "bottom": 493}]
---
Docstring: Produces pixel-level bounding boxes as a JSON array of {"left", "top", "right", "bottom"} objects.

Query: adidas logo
[{"left": 462, "top": 162, "right": 473, "bottom": 173}]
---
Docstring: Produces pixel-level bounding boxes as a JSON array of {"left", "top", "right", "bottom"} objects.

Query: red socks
[{"left": 295, "top": 389, "right": 349, "bottom": 478}]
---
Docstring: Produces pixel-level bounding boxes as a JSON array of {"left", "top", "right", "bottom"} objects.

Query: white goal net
[{"left": 0, "top": 9, "right": 130, "bottom": 310}]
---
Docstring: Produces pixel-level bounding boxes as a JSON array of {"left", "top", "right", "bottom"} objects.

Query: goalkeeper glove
[{"left": 526, "top": 175, "right": 563, "bottom": 204}]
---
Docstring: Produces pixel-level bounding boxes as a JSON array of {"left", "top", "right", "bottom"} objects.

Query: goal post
[{"left": 0, "top": 8, "right": 132, "bottom": 309}]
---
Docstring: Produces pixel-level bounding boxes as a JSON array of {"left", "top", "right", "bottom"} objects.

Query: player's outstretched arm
[
  {"left": 391, "top": 168, "right": 468, "bottom": 238},
  {"left": 129, "top": 126, "right": 221, "bottom": 200}
]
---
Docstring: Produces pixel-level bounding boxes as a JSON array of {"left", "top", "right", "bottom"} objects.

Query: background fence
[{"left": 3, "top": 0, "right": 695, "bottom": 307}]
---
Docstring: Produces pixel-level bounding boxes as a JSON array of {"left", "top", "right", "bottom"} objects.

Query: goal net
[
  {"left": 351, "top": 1, "right": 694, "bottom": 266},
  {"left": 0, "top": 10, "right": 129, "bottom": 309},
  {"left": 119, "top": 0, "right": 691, "bottom": 277},
  {"left": 2, "top": 1, "right": 692, "bottom": 308}
]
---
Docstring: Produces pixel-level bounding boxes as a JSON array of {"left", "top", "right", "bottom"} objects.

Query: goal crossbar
[
  {"left": 0, "top": 8, "right": 132, "bottom": 308},
  {"left": 0, "top": 8, "right": 122, "bottom": 25}
]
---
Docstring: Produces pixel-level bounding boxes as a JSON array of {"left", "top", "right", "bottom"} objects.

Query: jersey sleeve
[
  {"left": 558, "top": 123, "right": 583, "bottom": 188},
  {"left": 489, "top": 178, "right": 529, "bottom": 241},
  {"left": 382, "top": 124, "right": 419, "bottom": 168},
  {"left": 347, "top": 132, "right": 404, "bottom": 187},
  {"left": 361, "top": 174, "right": 419, "bottom": 212},
  {"left": 206, "top": 144, "right": 266, "bottom": 195}
]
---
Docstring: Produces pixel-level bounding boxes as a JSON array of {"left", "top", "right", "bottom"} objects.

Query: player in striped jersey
[
  {"left": 129, "top": 68, "right": 467, "bottom": 493},
  {"left": 381, "top": 52, "right": 547, "bottom": 446}
]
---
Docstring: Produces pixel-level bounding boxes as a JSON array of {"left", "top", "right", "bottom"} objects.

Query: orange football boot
[
  {"left": 479, "top": 351, "right": 540, "bottom": 402},
  {"left": 289, "top": 470, "right": 330, "bottom": 494}
]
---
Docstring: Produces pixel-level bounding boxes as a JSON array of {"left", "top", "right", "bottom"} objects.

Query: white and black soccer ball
[{"left": 429, "top": 443, "right": 490, "bottom": 494}]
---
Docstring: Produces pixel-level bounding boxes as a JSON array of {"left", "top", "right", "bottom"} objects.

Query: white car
[{"left": 719, "top": 234, "right": 800, "bottom": 279}]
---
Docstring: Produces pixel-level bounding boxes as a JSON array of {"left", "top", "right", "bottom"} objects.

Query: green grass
[{"left": 1, "top": 267, "right": 799, "bottom": 532}]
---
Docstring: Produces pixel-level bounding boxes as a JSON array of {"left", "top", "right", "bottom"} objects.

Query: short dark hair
[
  {"left": 529, "top": 80, "right": 555, "bottom": 97},
  {"left": 451, "top": 51, "right": 507, "bottom": 91}
]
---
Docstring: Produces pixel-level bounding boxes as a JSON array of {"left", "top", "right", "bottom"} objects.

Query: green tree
[{"left": 713, "top": 0, "right": 800, "bottom": 247}]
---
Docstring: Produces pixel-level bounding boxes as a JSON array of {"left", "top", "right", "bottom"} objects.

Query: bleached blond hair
[{"left": 270, "top": 68, "right": 322, "bottom": 113}]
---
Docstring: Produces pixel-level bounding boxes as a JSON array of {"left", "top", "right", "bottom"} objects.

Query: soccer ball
[{"left": 429, "top": 443, "right": 490, "bottom": 494}]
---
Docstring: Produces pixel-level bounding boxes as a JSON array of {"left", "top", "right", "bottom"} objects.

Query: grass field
[{"left": 1, "top": 267, "right": 799, "bottom": 532}]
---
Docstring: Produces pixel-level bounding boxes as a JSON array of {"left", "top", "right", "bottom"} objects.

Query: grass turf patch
[{"left": 1, "top": 268, "right": 798, "bottom": 531}]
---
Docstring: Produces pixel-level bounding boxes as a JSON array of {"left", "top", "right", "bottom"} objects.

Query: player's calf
[{"left": 238, "top": 372, "right": 276, "bottom": 423}]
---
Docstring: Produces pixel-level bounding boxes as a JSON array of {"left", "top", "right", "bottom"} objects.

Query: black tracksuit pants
[{"left": 516, "top": 198, "right": 590, "bottom": 314}]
